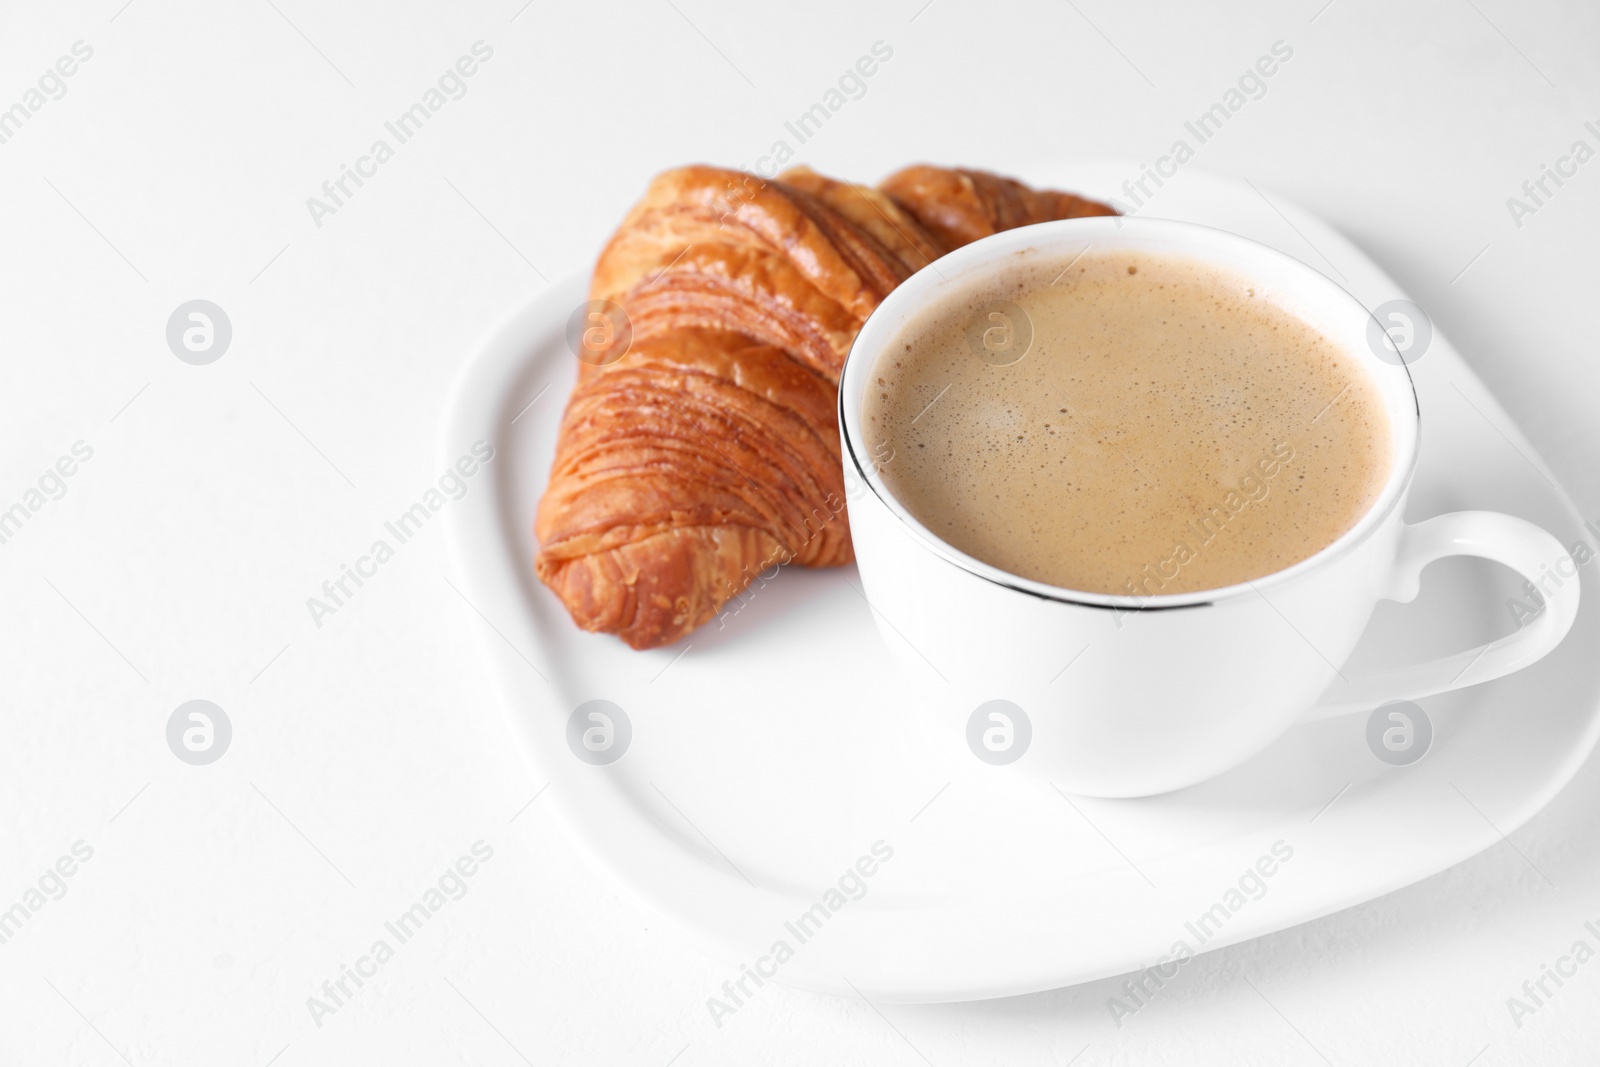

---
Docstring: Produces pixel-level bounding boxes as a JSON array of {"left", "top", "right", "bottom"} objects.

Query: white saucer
[{"left": 439, "top": 162, "right": 1600, "bottom": 1003}]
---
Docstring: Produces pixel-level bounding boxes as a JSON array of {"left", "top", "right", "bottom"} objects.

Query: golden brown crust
[
  {"left": 536, "top": 164, "right": 1115, "bottom": 648},
  {"left": 775, "top": 166, "right": 946, "bottom": 278},
  {"left": 535, "top": 327, "right": 848, "bottom": 649},
  {"left": 879, "top": 164, "right": 1119, "bottom": 249}
]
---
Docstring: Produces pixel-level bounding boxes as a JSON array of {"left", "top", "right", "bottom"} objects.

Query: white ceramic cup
[{"left": 840, "top": 217, "right": 1580, "bottom": 798}]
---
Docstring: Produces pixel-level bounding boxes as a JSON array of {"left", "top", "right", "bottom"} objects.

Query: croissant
[{"left": 535, "top": 164, "right": 1116, "bottom": 649}]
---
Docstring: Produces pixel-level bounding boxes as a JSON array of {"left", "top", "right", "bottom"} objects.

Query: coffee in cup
[{"left": 861, "top": 248, "right": 1392, "bottom": 596}]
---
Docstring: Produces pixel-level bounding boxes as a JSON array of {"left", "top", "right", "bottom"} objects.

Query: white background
[{"left": 2, "top": 0, "right": 1599, "bottom": 1063}]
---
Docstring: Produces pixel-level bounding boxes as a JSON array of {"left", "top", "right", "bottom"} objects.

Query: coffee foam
[{"left": 862, "top": 248, "right": 1392, "bottom": 596}]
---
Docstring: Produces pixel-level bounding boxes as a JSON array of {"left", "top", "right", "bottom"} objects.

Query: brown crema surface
[{"left": 862, "top": 249, "right": 1392, "bottom": 595}]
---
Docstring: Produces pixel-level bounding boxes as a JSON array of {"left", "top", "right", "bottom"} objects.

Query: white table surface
[{"left": 3, "top": 0, "right": 1598, "bottom": 1063}]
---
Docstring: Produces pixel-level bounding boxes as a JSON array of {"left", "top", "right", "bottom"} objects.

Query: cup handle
[{"left": 1305, "top": 511, "right": 1580, "bottom": 721}]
